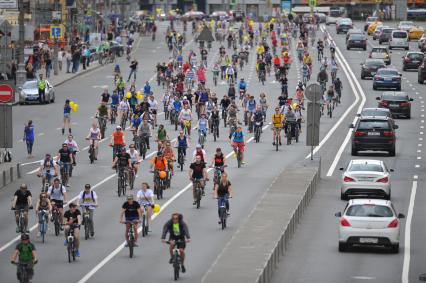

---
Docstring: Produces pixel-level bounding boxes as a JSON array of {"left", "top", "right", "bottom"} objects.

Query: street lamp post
[
  {"left": 16, "top": 0, "right": 26, "bottom": 89},
  {"left": 53, "top": 36, "right": 59, "bottom": 76}
]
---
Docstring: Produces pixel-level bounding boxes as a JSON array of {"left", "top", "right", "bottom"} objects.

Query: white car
[
  {"left": 340, "top": 159, "right": 393, "bottom": 200},
  {"left": 336, "top": 199, "right": 404, "bottom": 253},
  {"left": 326, "top": 16, "right": 338, "bottom": 25},
  {"left": 390, "top": 30, "right": 409, "bottom": 50},
  {"left": 398, "top": 21, "right": 414, "bottom": 32},
  {"left": 418, "top": 33, "right": 426, "bottom": 49}
]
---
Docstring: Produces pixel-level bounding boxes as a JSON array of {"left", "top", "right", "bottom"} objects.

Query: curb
[{"left": 0, "top": 163, "right": 21, "bottom": 189}]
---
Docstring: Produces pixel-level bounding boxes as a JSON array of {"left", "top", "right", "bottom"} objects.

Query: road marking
[
  {"left": 415, "top": 164, "right": 420, "bottom": 168},
  {"left": 37, "top": 133, "right": 44, "bottom": 136},
  {"left": 352, "top": 276, "right": 376, "bottom": 280},
  {"left": 77, "top": 124, "right": 270, "bottom": 283},
  {"left": 402, "top": 181, "right": 418, "bottom": 283},
  {"left": 414, "top": 175, "right": 418, "bottom": 179}
]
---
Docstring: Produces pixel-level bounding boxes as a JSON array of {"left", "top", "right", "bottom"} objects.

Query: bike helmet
[{"left": 21, "top": 234, "right": 29, "bottom": 240}]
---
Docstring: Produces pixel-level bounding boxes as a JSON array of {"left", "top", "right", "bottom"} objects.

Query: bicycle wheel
[
  {"left": 84, "top": 218, "right": 89, "bottom": 240},
  {"left": 117, "top": 177, "right": 122, "bottom": 197},
  {"left": 122, "top": 176, "right": 127, "bottom": 196},
  {"left": 213, "top": 126, "right": 217, "bottom": 142},
  {"left": 89, "top": 147, "right": 95, "bottom": 164},
  {"left": 67, "top": 242, "right": 72, "bottom": 262},
  {"left": 276, "top": 135, "right": 279, "bottom": 151},
  {"left": 196, "top": 187, "right": 201, "bottom": 209},
  {"left": 129, "top": 172, "right": 134, "bottom": 190},
  {"left": 41, "top": 222, "right": 46, "bottom": 243},
  {"left": 142, "top": 215, "right": 146, "bottom": 237},
  {"left": 237, "top": 151, "right": 241, "bottom": 168},
  {"left": 54, "top": 217, "right": 60, "bottom": 236},
  {"left": 129, "top": 237, "right": 134, "bottom": 258},
  {"left": 174, "top": 261, "right": 180, "bottom": 280}
]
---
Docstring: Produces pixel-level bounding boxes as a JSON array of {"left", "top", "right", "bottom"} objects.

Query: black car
[
  {"left": 378, "top": 28, "right": 395, "bottom": 44},
  {"left": 418, "top": 58, "right": 426, "bottom": 83},
  {"left": 351, "top": 117, "right": 397, "bottom": 156},
  {"left": 376, "top": 91, "right": 413, "bottom": 118},
  {"left": 358, "top": 107, "right": 396, "bottom": 128},
  {"left": 347, "top": 34, "right": 367, "bottom": 50},
  {"left": 402, "top": 52, "right": 424, "bottom": 71},
  {"left": 360, "top": 59, "right": 386, "bottom": 79},
  {"left": 346, "top": 29, "right": 363, "bottom": 42},
  {"left": 336, "top": 19, "right": 353, "bottom": 34}
]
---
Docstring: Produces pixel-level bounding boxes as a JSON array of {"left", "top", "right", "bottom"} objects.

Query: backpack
[
  {"left": 43, "top": 158, "right": 54, "bottom": 168},
  {"left": 82, "top": 190, "right": 95, "bottom": 203}
]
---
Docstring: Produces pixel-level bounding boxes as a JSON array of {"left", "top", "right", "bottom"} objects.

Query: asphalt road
[
  {"left": 271, "top": 22, "right": 426, "bottom": 283},
  {"left": 0, "top": 20, "right": 412, "bottom": 283}
]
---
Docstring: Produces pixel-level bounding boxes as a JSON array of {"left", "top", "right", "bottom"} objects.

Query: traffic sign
[
  {"left": 305, "top": 83, "right": 322, "bottom": 102},
  {"left": 50, "top": 25, "right": 64, "bottom": 38},
  {"left": 0, "top": 84, "right": 13, "bottom": 103},
  {"left": 309, "top": 0, "right": 316, "bottom": 7}
]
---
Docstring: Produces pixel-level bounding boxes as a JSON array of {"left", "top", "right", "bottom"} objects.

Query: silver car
[
  {"left": 335, "top": 199, "right": 404, "bottom": 253},
  {"left": 19, "top": 80, "right": 55, "bottom": 105},
  {"left": 340, "top": 159, "right": 393, "bottom": 200}
]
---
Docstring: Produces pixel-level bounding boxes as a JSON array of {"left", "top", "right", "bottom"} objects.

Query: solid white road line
[
  {"left": 402, "top": 181, "right": 418, "bottom": 283},
  {"left": 77, "top": 124, "right": 270, "bottom": 283}
]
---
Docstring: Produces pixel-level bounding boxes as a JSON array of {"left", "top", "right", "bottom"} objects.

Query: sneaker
[
  {"left": 124, "top": 242, "right": 129, "bottom": 247},
  {"left": 64, "top": 240, "right": 68, "bottom": 246},
  {"left": 241, "top": 161, "right": 246, "bottom": 165},
  {"left": 272, "top": 142, "right": 276, "bottom": 146},
  {"left": 90, "top": 231, "right": 95, "bottom": 237},
  {"left": 169, "top": 258, "right": 173, "bottom": 264},
  {"left": 36, "top": 232, "right": 41, "bottom": 238},
  {"left": 181, "top": 265, "right": 186, "bottom": 273},
  {"left": 75, "top": 250, "right": 80, "bottom": 257},
  {"left": 193, "top": 201, "right": 196, "bottom": 205}
]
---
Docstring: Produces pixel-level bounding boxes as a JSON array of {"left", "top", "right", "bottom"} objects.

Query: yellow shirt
[{"left": 272, "top": 113, "right": 284, "bottom": 128}]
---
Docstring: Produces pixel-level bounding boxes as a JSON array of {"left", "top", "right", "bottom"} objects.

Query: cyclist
[
  {"left": 37, "top": 153, "right": 58, "bottom": 188},
  {"left": 62, "top": 99, "right": 72, "bottom": 135},
  {"left": 333, "top": 77, "right": 343, "bottom": 102},
  {"left": 136, "top": 118, "right": 151, "bottom": 151},
  {"left": 284, "top": 107, "right": 297, "bottom": 137},
  {"left": 118, "top": 97, "right": 130, "bottom": 127},
  {"left": 47, "top": 178, "right": 67, "bottom": 228},
  {"left": 317, "top": 38, "right": 324, "bottom": 61},
  {"left": 143, "top": 81, "right": 151, "bottom": 97},
  {"left": 116, "top": 76, "right": 126, "bottom": 99},
  {"left": 302, "top": 63, "right": 310, "bottom": 84},
  {"left": 163, "top": 141, "right": 176, "bottom": 176},
  {"left": 77, "top": 184, "right": 98, "bottom": 237},
  {"left": 101, "top": 87, "right": 110, "bottom": 103},
  {"left": 192, "top": 144, "right": 206, "bottom": 163},
  {"left": 230, "top": 126, "right": 246, "bottom": 164},
  {"left": 161, "top": 213, "right": 191, "bottom": 273},
  {"left": 251, "top": 105, "right": 264, "bottom": 134},
  {"left": 110, "top": 126, "right": 126, "bottom": 159},
  {"left": 238, "top": 78, "right": 247, "bottom": 96},
  {"left": 214, "top": 172, "right": 233, "bottom": 224},
  {"left": 303, "top": 52, "right": 312, "bottom": 72},
  {"left": 225, "top": 64, "right": 235, "bottom": 84},
  {"left": 174, "top": 131, "right": 189, "bottom": 161},
  {"left": 96, "top": 101, "right": 109, "bottom": 131},
  {"left": 246, "top": 95, "right": 257, "bottom": 132},
  {"left": 127, "top": 144, "right": 141, "bottom": 177},
  {"left": 148, "top": 94, "right": 159, "bottom": 127},
  {"left": 150, "top": 151, "right": 168, "bottom": 182},
  {"left": 330, "top": 58, "right": 338, "bottom": 81},
  {"left": 110, "top": 90, "right": 120, "bottom": 119},
  {"left": 209, "top": 106, "right": 221, "bottom": 134},
  {"left": 197, "top": 114, "right": 208, "bottom": 144},
  {"left": 57, "top": 143, "right": 74, "bottom": 186},
  {"left": 64, "top": 134, "right": 79, "bottom": 167},
  {"left": 86, "top": 122, "right": 101, "bottom": 160},
  {"left": 63, "top": 203, "right": 82, "bottom": 257},
  {"left": 156, "top": 124, "right": 169, "bottom": 151},
  {"left": 35, "top": 192, "right": 52, "bottom": 237},
  {"left": 296, "top": 40, "right": 304, "bottom": 62},
  {"left": 120, "top": 195, "right": 142, "bottom": 247},
  {"left": 113, "top": 147, "right": 132, "bottom": 182},
  {"left": 137, "top": 182, "right": 155, "bottom": 228},
  {"left": 257, "top": 59, "right": 266, "bottom": 82},
  {"left": 12, "top": 184, "right": 32, "bottom": 233},
  {"left": 326, "top": 85, "right": 335, "bottom": 108},
  {"left": 10, "top": 234, "right": 38, "bottom": 282},
  {"left": 178, "top": 104, "right": 193, "bottom": 135},
  {"left": 272, "top": 107, "right": 285, "bottom": 146},
  {"left": 317, "top": 67, "right": 328, "bottom": 93},
  {"left": 228, "top": 83, "right": 236, "bottom": 100},
  {"left": 189, "top": 155, "right": 208, "bottom": 204}
]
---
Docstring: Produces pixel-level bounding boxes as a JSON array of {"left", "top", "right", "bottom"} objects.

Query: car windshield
[
  {"left": 358, "top": 120, "right": 390, "bottom": 130},
  {"left": 330, "top": 10, "right": 340, "bottom": 17},
  {"left": 383, "top": 94, "right": 408, "bottom": 101},
  {"left": 350, "top": 34, "right": 364, "bottom": 40},
  {"left": 408, "top": 53, "right": 424, "bottom": 59},
  {"left": 393, "top": 32, "right": 407, "bottom": 38},
  {"left": 346, "top": 204, "right": 394, "bottom": 217},
  {"left": 377, "top": 69, "right": 398, "bottom": 76},
  {"left": 361, "top": 109, "right": 389, "bottom": 117},
  {"left": 23, "top": 81, "right": 38, "bottom": 89},
  {"left": 367, "top": 17, "right": 377, "bottom": 22},
  {"left": 340, "top": 20, "right": 351, "bottom": 24},
  {"left": 366, "top": 60, "right": 384, "bottom": 67},
  {"left": 372, "top": 48, "right": 387, "bottom": 53},
  {"left": 349, "top": 163, "right": 384, "bottom": 172}
]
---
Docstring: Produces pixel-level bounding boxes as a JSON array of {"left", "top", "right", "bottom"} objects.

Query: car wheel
[
  {"left": 346, "top": 46, "right": 350, "bottom": 50},
  {"left": 338, "top": 242, "right": 347, "bottom": 252},
  {"left": 379, "top": 41, "right": 382, "bottom": 44},
  {"left": 396, "top": 86, "right": 401, "bottom": 91},
  {"left": 19, "top": 102, "right": 24, "bottom": 105},
  {"left": 363, "top": 46, "right": 367, "bottom": 51},
  {"left": 373, "top": 85, "right": 377, "bottom": 90},
  {"left": 407, "top": 112, "right": 411, "bottom": 119},
  {"left": 351, "top": 147, "right": 358, "bottom": 156},
  {"left": 403, "top": 66, "right": 406, "bottom": 71},
  {"left": 406, "top": 47, "right": 409, "bottom": 50},
  {"left": 389, "top": 147, "right": 396, "bottom": 157},
  {"left": 51, "top": 94, "right": 55, "bottom": 103},
  {"left": 361, "top": 73, "right": 365, "bottom": 80},
  {"left": 340, "top": 192, "right": 348, "bottom": 201},
  {"left": 418, "top": 76, "right": 424, "bottom": 84},
  {"left": 390, "top": 243, "right": 399, "bottom": 254}
]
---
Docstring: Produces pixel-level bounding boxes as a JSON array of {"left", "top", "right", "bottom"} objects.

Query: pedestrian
[
  {"left": 45, "top": 51, "right": 52, "bottom": 78},
  {"left": 127, "top": 58, "right": 138, "bottom": 82},
  {"left": 85, "top": 47, "right": 91, "bottom": 68},
  {"left": 37, "top": 74, "right": 46, "bottom": 104},
  {"left": 58, "top": 49, "right": 64, "bottom": 71},
  {"left": 65, "top": 50, "right": 72, "bottom": 73},
  {"left": 63, "top": 99, "right": 72, "bottom": 135},
  {"left": 10, "top": 60, "right": 17, "bottom": 85},
  {"left": 23, "top": 120, "right": 35, "bottom": 158}
]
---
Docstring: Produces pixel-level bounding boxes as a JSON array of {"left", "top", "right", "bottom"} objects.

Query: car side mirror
[
  {"left": 398, "top": 213, "right": 405, "bottom": 219},
  {"left": 339, "top": 167, "right": 344, "bottom": 170},
  {"left": 335, "top": 212, "right": 342, "bottom": 217},
  {"left": 393, "top": 124, "right": 399, "bottom": 129},
  {"left": 18, "top": 87, "right": 22, "bottom": 91},
  {"left": 376, "top": 97, "right": 381, "bottom": 100},
  {"left": 410, "top": 98, "right": 414, "bottom": 101},
  {"left": 390, "top": 168, "right": 395, "bottom": 172},
  {"left": 349, "top": 124, "right": 354, "bottom": 128},
  {"left": 399, "top": 73, "right": 402, "bottom": 77},
  {"left": 357, "top": 113, "right": 361, "bottom": 117}
]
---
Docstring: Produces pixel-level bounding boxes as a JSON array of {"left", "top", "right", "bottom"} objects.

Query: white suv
[
  {"left": 336, "top": 199, "right": 405, "bottom": 253},
  {"left": 390, "top": 30, "right": 409, "bottom": 50}
]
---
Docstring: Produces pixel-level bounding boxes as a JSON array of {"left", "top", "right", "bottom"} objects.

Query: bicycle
[
  {"left": 153, "top": 170, "right": 166, "bottom": 200},
  {"left": 12, "top": 261, "right": 37, "bottom": 283},
  {"left": 13, "top": 207, "right": 32, "bottom": 234},
  {"left": 221, "top": 108, "right": 227, "bottom": 128},
  {"left": 66, "top": 225, "right": 77, "bottom": 262},
  {"left": 124, "top": 221, "right": 137, "bottom": 258},
  {"left": 181, "top": 120, "right": 191, "bottom": 136},
  {"left": 116, "top": 166, "right": 127, "bottom": 197},
  {"left": 217, "top": 196, "right": 231, "bottom": 230},
  {"left": 135, "top": 134, "right": 148, "bottom": 160},
  {"left": 254, "top": 121, "right": 262, "bottom": 143},
  {"left": 98, "top": 116, "right": 107, "bottom": 139},
  {"left": 128, "top": 166, "right": 136, "bottom": 190},
  {"left": 258, "top": 70, "right": 266, "bottom": 85},
  {"left": 120, "top": 111, "right": 128, "bottom": 129},
  {"left": 274, "top": 128, "right": 281, "bottom": 151},
  {"left": 141, "top": 204, "right": 151, "bottom": 237},
  {"left": 58, "top": 162, "right": 70, "bottom": 187},
  {"left": 110, "top": 105, "right": 118, "bottom": 124},
  {"left": 198, "top": 129, "right": 206, "bottom": 148},
  {"left": 51, "top": 202, "right": 61, "bottom": 236},
  {"left": 166, "top": 240, "right": 185, "bottom": 281},
  {"left": 286, "top": 121, "right": 299, "bottom": 145},
  {"left": 193, "top": 178, "right": 204, "bottom": 209},
  {"left": 211, "top": 118, "right": 220, "bottom": 142},
  {"left": 212, "top": 165, "right": 227, "bottom": 185},
  {"left": 232, "top": 144, "right": 242, "bottom": 168},
  {"left": 88, "top": 139, "right": 97, "bottom": 164},
  {"left": 81, "top": 206, "right": 95, "bottom": 240},
  {"left": 177, "top": 147, "right": 186, "bottom": 172},
  {"left": 38, "top": 209, "right": 48, "bottom": 243}
]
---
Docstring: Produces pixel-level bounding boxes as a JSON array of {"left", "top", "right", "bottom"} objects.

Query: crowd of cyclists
[{"left": 10, "top": 12, "right": 345, "bottom": 281}]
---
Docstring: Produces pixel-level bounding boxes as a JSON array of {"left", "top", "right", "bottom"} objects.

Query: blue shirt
[
  {"left": 132, "top": 117, "right": 142, "bottom": 129},
  {"left": 177, "top": 135, "right": 187, "bottom": 147},
  {"left": 239, "top": 81, "right": 247, "bottom": 90},
  {"left": 173, "top": 100, "right": 182, "bottom": 112},
  {"left": 247, "top": 100, "right": 256, "bottom": 112},
  {"left": 111, "top": 94, "right": 119, "bottom": 105},
  {"left": 143, "top": 84, "right": 151, "bottom": 95},
  {"left": 232, "top": 131, "right": 244, "bottom": 143},
  {"left": 64, "top": 105, "right": 71, "bottom": 114},
  {"left": 198, "top": 119, "right": 208, "bottom": 131},
  {"left": 24, "top": 125, "right": 34, "bottom": 141}
]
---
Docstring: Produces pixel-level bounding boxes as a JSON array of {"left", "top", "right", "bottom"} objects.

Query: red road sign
[{"left": 0, "top": 84, "right": 13, "bottom": 103}]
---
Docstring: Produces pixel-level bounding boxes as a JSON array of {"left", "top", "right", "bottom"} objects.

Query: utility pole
[{"left": 16, "top": 0, "right": 26, "bottom": 89}]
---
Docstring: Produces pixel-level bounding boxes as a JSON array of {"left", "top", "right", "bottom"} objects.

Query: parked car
[
  {"left": 336, "top": 18, "right": 353, "bottom": 34},
  {"left": 408, "top": 26, "right": 425, "bottom": 40},
  {"left": 389, "top": 30, "right": 409, "bottom": 50},
  {"left": 350, "top": 116, "right": 397, "bottom": 156},
  {"left": 376, "top": 91, "right": 413, "bottom": 119},
  {"left": 418, "top": 57, "right": 426, "bottom": 83},
  {"left": 19, "top": 80, "right": 55, "bottom": 104},
  {"left": 336, "top": 199, "right": 404, "bottom": 253},
  {"left": 364, "top": 16, "right": 378, "bottom": 31},
  {"left": 402, "top": 51, "right": 424, "bottom": 71},
  {"left": 339, "top": 159, "right": 393, "bottom": 200},
  {"left": 346, "top": 29, "right": 363, "bottom": 42},
  {"left": 398, "top": 20, "right": 414, "bottom": 32},
  {"left": 373, "top": 68, "right": 402, "bottom": 91},
  {"left": 347, "top": 34, "right": 367, "bottom": 50},
  {"left": 378, "top": 28, "right": 395, "bottom": 44},
  {"left": 360, "top": 59, "right": 386, "bottom": 79},
  {"left": 369, "top": 46, "right": 391, "bottom": 65},
  {"left": 373, "top": 25, "right": 387, "bottom": 40}
]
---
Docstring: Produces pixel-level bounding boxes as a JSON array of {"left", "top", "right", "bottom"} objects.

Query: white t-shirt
[
  {"left": 127, "top": 149, "right": 140, "bottom": 163},
  {"left": 148, "top": 99, "right": 158, "bottom": 111},
  {"left": 137, "top": 189, "right": 154, "bottom": 206},
  {"left": 179, "top": 109, "right": 192, "bottom": 121},
  {"left": 78, "top": 190, "right": 98, "bottom": 208},
  {"left": 48, "top": 184, "right": 66, "bottom": 201},
  {"left": 118, "top": 100, "right": 130, "bottom": 111},
  {"left": 40, "top": 159, "right": 56, "bottom": 174}
]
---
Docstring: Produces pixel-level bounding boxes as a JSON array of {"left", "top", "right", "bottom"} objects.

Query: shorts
[
  {"left": 64, "top": 113, "right": 70, "bottom": 119},
  {"left": 325, "top": 96, "right": 334, "bottom": 102},
  {"left": 125, "top": 216, "right": 139, "bottom": 223},
  {"left": 170, "top": 237, "right": 186, "bottom": 249},
  {"left": 51, "top": 200, "right": 64, "bottom": 208},
  {"left": 233, "top": 141, "right": 245, "bottom": 153}
]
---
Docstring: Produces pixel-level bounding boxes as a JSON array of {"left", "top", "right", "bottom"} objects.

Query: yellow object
[
  {"left": 126, "top": 92, "right": 132, "bottom": 99},
  {"left": 69, "top": 101, "right": 75, "bottom": 108},
  {"left": 153, "top": 204, "right": 161, "bottom": 213},
  {"left": 292, "top": 103, "right": 298, "bottom": 109},
  {"left": 137, "top": 93, "right": 143, "bottom": 100},
  {"left": 74, "top": 104, "right": 79, "bottom": 111},
  {"left": 159, "top": 171, "right": 167, "bottom": 179},
  {"left": 367, "top": 21, "right": 382, "bottom": 35},
  {"left": 272, "top": 113, "right": 284, "bottom": 128},
  {"left": 409, "top": 26, "right": 425, "bottom": 40}
]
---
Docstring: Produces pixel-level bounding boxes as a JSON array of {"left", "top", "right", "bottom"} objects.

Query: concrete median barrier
[
  {"left": 202, "top": 158, "right": 321, "bottom": 283},
  {"left": 0, "top": 163, "right": 21, "bottom": 189}
]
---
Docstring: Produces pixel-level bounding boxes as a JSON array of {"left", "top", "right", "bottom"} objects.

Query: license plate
[
  {"left": 368, "top": 132, "right": 380, "bottom": 136},
  {"left": 389, "top": 104, "right": 399, "bottom": 108},
  {"left": 413, "top": 60, "right": 419, "bottom": 63},
  {"left": 354, "top": 40, "right": 360, "bottom": 43},
  {"left": 385, "top": 78, "right": 392, "bottom": 81},
  {"left": 359, "top": 238, "right": 378, "bottom": 244}
]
